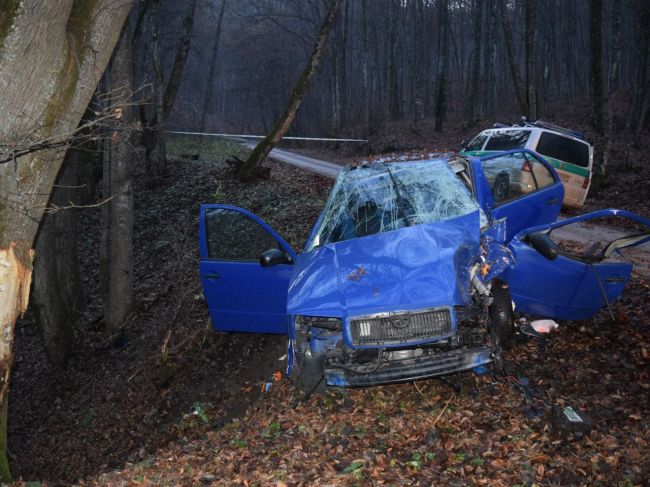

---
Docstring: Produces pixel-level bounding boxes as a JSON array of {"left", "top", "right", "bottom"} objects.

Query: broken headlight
[{"left": 295, "top": 315, "right": 342, "bottom": 331}]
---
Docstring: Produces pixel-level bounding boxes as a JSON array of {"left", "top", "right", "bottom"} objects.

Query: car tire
[
  {"left": 290, "top": 335, "right": 326, "bottom": 394},
  {"left": 489, "top": 279, "right": 515, "bottom": 350}
]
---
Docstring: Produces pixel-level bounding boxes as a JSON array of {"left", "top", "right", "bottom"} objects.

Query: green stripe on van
[
  {"left": 543, "top": 157, "right": 590, "bottom": 178},
  {"left": 460, "top": 150, "right": 590, "bottom": 178}
]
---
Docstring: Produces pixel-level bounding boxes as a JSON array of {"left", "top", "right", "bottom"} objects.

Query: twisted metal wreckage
[{"left": 198, "top": 150, "right": 650, "bottom": 389}]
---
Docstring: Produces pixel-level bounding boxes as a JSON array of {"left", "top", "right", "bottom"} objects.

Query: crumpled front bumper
[{"left": 324, "top": 346, "right": 494, "bottom": 387}]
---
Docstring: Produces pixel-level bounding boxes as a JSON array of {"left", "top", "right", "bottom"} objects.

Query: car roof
[{"left": 479, "top": 126, "right": 592, "bottom": 147}]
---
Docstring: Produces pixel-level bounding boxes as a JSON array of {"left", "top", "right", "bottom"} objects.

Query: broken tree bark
[
  {"left": 0, "top": 0, "right": 133, "bottom": 479},
  {"left": 0, "top": 245, "right": 33, "bottom": 480},
  {"left": 236, "top": 0, "right": 342, "bottom": 180}
]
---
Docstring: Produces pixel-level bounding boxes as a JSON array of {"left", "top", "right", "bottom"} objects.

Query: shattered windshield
[{"left": 308, "top": 159, "right": 480, "bottom": 250}]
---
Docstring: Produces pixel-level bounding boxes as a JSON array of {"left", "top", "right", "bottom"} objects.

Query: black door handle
[
  {"left": 204, "top": 273, "right": 221, "bottom": 280},
  {"left": 546, "top": 198, "right": 559, "bottom": 205}
]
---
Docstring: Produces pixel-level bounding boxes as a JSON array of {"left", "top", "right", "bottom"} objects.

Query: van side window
[
  {"left": 466, "top": 132, "right": 489, "bottom": 151},
  {"left": 484, "top": 130, "right": 530, "bottom": 151},
  {"left": 536, "top": 132, "right": 589, "bottom": 167}
]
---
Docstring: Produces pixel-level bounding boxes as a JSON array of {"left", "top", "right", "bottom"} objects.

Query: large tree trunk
[
  {"left": 104, "top": 25, "right": 134, "bottom": 336},
  {"left": 0, "top": 1, "right": 132, "bottom": 479},
  {"left": 588, "top": 0, "right": 603, "bottom": 132},
  {"left": 200, "top": 0, "right": 228, "bottom": 132},
  {"left": 237, "top": 0, "right": 343, "bottom": 180},
  {"left": 32, "top": 149, "right": 85, "bottom": 367}
]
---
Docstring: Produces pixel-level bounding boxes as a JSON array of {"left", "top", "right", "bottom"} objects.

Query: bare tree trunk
[
  {"left": 0, "top": 2, "right": 132, "bottom": 479},
  {"left": 500, "top": 0, "right": 528, "bottom": 116},
  {"left": 525, "top": 0, "right": 538, "bottom": 120},
  {"left": 200, "top": 0, "right": 228, "bottom": 132},
  {"left": 163, "top": 0, "right": 198, "bottom": 117},
  {"left": 237, "top": 0, "right": 343, "bottom": 180},
  {"left": 434, "top": 0, "right": 449, "bottom": 132},
  {"left": 32, "top": 149, "right": 85, "bottom": 367},
  {"left": 361, "top": 0, "right": 370, "bottom": 131},
  {"left": 631, "top": 0, "right": 650, "bottom": 139},
  {"left": 589, "top": 0, "right": 603, "bottom": 132},
  {"left": 104, "top": 25, "right": 134, "bottom": 336},
  {"left": 388, "top": 0, "right": 400, "bottom": 122},
  {"left": 468, "top": 0, "right": 483, "bottom": 124},
  {"left": 601, "top": 0, "right": 621, "bottom": 175},
  {"left": 151, "top": 0, "right": 166, "bottom": 175}
]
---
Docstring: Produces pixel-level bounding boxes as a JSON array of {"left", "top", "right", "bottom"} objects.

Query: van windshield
[{"left": 308, "top": 159, "right": 479, "bottom": 250}]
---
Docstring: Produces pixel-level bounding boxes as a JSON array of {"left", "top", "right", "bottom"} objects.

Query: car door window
[
  {"left": 484, "top": 130, "right": 530, "bottom": 151},
  {"left": 480, "top": 153, "right": 555, "bottom": 205},
  {"left": 205, "top": 207, "right": 280, "bottom": 261}
]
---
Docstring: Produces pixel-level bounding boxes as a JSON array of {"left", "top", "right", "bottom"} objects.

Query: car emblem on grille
[{"left": 389, "top": 315, "right": 411, "bottom": 329}]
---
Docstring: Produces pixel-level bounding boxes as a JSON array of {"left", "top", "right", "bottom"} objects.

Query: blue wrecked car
[{"left": 199, "top": 149, "right": 650, "bottom": 389}]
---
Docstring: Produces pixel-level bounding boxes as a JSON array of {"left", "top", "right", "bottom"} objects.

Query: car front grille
[{"left": 349, "top": 307, "right": 453, "bottom": 347}]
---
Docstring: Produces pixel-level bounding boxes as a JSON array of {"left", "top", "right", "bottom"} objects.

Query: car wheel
[
  {"left": 290, "top": 334, "right": 326, "bottom": 394},
  {"left": 489, "top": 279, "right": 515, "bottom": 350}
]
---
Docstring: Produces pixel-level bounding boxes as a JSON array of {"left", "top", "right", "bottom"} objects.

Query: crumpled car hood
[{"left": 287, "top": 211, "right": 481, "bottom": 319}]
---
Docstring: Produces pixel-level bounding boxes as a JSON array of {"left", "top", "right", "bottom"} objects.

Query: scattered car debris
[
  {"left": 551, "top": 405, "right": 593, "bottom": 441},
  {"left": 530, "top": 319, "right": 559, "bottom": 333}
]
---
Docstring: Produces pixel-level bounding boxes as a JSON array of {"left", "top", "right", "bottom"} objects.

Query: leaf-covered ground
[
  {"left": 78, "top": 276, "right": 649, "bottom": 485},
  {"left": 10, "top": 132, "right": 650, "bottom": 486}
]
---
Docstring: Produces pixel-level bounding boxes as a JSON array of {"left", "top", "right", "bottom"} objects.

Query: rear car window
[
  {"left": 484, "top": 130, "right": 530, "bottom": 151},
  {"left": 465, "top": 132, "right": 489, "bottom": 151},
  {"left": 535, "top": 132, "right": 590, "bottom": 168}
]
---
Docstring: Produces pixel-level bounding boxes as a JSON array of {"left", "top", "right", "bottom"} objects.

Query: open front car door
[
  {"left": 199, "top": 204, "right": 296, "bottom": 334},
  {"left": 503, "top": 209, "right": 650, "bottom": 320}
]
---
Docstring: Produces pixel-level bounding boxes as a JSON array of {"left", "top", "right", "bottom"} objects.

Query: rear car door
[
  {"left": 503, "top": 210, "right": 650, "bottom": 320},
  {"left": 199, "top": 204, "right": 296, "bottom": 334},
  {"left": 474, "top": 150, "right": 563, "bottom": 241}
]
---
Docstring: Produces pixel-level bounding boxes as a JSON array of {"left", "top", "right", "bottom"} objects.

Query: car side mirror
[
  {"left": 460, "top": 139, "right": 467, "bottom": 150},
  {"left": 260, "top": 248, "right": 294, "bottom": 267},
  {"left": 528, "top": 232, "right": 559, "bottom": 260}
]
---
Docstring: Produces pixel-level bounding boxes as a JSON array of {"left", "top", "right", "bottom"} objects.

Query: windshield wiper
[{"left": 383, "top": 164, "right": 413, "bottom": 226}]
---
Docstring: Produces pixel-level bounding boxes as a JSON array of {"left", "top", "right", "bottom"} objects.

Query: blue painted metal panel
[
  {"left": 471, "top": 149, "right": 564, "bottom": 241},
  {"left": 287, "top": 211, "right": 481, "bottom": 348},
  {"left": 199, "top": 204, "right": 294, "bottom": 334},
  {"left": 504, "top": 208, "right": 650, "bottom": 320}
]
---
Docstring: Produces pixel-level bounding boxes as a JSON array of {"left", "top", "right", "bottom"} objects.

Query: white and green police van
[{"left": 461, "top": 121, "right": 593, "bottom": 208}]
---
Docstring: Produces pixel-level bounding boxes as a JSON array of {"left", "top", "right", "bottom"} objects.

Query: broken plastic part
[
  {"left": 308, "top": 159, "right": 480, "bottom": 250},
  {"left": 529, "top": 319, "right": 559, "bottom": 333},
  {"left": 479, "top": 235, "right": 515, "bottom": 282}
]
